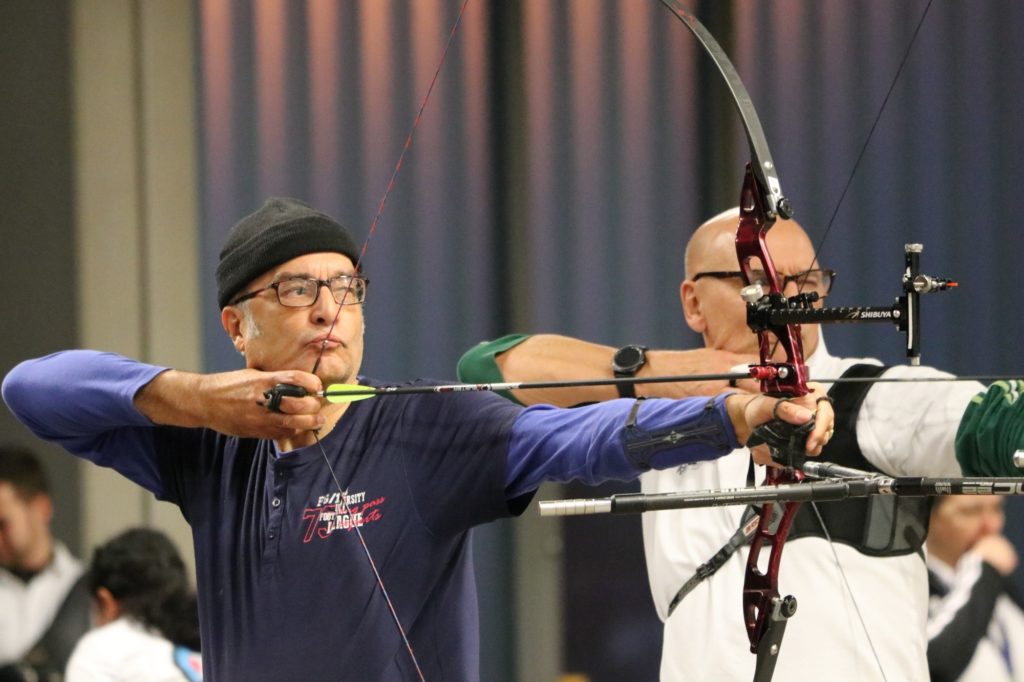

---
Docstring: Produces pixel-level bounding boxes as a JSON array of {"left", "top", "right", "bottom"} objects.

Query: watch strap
[{"left": 612, "top": 345, "right": 648, "bottom": 398}]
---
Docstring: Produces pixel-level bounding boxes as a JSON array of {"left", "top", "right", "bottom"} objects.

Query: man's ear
[
  {"left": 221, "top": 307, "right": 245, "bottom": 355},
  {"left": 30, "top": 493, "right": 53, "bottom": 526},
  {"left": 680, "top": 280, "right": 705, "bottom": 334},
  {"left": 93, "top": 587, "right": 121, "bottom": 626}
]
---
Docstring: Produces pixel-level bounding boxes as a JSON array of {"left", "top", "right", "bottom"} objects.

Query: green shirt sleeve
[
  {"left": 955, "top": 380, "right": 1024, "bottom": 476},
  {"left": 456, "top": 334, "right": 532, "bottom": 406}
]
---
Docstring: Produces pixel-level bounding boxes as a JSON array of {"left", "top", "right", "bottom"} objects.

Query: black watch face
[{"left": 614, "top": 346, "right": 645, "bottom": 373}]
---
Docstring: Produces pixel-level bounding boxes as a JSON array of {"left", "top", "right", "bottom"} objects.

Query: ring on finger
[{"left": 771, "top": 398, "right": 793, "bottom": 421}]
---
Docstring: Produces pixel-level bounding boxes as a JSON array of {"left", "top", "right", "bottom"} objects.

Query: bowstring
[
  {"left": 805, "top": 0, "right": 935, "bottom": 276},
  {"left": 774, "top": 4, "right": 934, "bottom": 680},
  {"left": 770, "top": 0, "right": 935, "bottom": 355},
  {"left": 306, "top": 2, "right": 474, "bottom": 679},
  {"left": 313, "top": 0, "right": 474, "bottom": 375},
  {"left": 809, "top": 502, "right": 889, "bottom": 682}
]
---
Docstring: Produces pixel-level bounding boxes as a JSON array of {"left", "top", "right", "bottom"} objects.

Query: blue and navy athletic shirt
[{"left": 2, "top": 350, "right": 739, "bottom": 681}]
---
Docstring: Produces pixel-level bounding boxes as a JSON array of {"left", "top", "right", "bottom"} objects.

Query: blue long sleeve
[
  {"left": 2, "top": 350, "right": 171, "bottom": 495},
  {"left": 505, "top": 394, "right": 739, "bottom": 498},
  {"left": 5, "top": 351, "right": 743, "bottom": 503}
]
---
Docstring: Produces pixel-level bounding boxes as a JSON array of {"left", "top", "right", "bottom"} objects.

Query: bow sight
[{"left": 742, "top": 243, "right": 956, "bottom": 368}]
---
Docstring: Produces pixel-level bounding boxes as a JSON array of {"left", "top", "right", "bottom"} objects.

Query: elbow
[
  {"left": 2, "top": 357, "right": 59, "bottom": 436},
  {"left": 1, "top": 359, "right": 33, "bottom": 417}
]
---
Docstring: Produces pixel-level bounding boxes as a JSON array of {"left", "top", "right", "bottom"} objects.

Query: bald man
[{"left": 458, "top": 209, "right": 986, "bottom": 681}]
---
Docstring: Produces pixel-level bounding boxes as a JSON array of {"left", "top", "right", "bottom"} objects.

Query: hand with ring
[{"left": 727, "top": 382, "right": 836, "bottom": 465}]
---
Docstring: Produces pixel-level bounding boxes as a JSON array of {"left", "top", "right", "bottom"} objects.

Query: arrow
[
  {"left": 318, "top": 372, "right": 749, "bottom": 403},
  {"left": 309, "top": 373, "right": 1024, "bottom": 404}
]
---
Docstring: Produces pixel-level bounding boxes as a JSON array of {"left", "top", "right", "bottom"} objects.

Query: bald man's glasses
[{"left": 693, "top": 269, "right": 835, "bottom": 298}]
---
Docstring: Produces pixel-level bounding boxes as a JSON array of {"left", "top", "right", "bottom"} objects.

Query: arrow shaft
[
  {"left": 321, "top": 371, "right": 751, "bottom": 398},
  {"left": 321, "top": 373, "right": 1021, "bottom": 400}
]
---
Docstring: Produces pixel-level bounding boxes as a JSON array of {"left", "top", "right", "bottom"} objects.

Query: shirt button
[
  {"left": 268, "top": 532, "right": 275, "bottom": 539},
  {"left": 271, "top": 497, "right": 282, "bottom": 508}
]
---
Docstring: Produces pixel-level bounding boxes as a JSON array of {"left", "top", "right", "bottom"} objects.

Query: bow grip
[{"left": 747, "top": 419, "right": 814, "bottom": 469}]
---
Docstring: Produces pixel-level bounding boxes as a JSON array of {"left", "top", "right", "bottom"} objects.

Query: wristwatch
[{"left": 612, "top": 344, "right": 648, "bottom": 398}]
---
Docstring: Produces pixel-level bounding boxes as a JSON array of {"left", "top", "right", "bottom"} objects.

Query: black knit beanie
[{"left": 216, "top": 198, "right": 361, "bottom": 308}]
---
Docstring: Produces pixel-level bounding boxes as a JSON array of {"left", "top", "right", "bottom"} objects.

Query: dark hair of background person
[
  {"left": 87, "top": 528, "right": 201, "bottom": 651},
  {"left": 0, "top": 445, "right": 50, "bottom": 499}
]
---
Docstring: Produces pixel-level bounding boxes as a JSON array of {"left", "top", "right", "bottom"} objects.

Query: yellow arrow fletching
[{"left": 322, "top": 384, "right": 378, "bottom": 403}]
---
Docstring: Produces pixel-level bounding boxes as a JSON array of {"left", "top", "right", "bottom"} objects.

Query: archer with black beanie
[{"left": 2, "top": 197, "right": 830, "bottom": 681}]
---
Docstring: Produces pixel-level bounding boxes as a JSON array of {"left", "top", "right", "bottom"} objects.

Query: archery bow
[
  {"left": 654, "top": 4, "right": 808, "bottom": 678},
  {"left": 655, "top": 3, "right": 953, "bottom": 680},
  {"left": 584, "top": 2, "right": 958, "bottom": 680}
]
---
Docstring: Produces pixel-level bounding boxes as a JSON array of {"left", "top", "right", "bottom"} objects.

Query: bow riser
[
  {"left": 742, "top": 496, "right": 800, "bottom": 651},
  {"left": 732, "top": 146, "right": 809, "bottom": 673},
  {"left": 735, "top": 165, "right": 811, "bottom": 398}
]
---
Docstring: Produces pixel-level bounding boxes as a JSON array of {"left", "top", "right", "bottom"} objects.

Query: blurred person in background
[
  {"left": 65, "top": 527, "right": 201, "bottom": 682},
  {"left": 927, "top": 494, "right": 1024, "bottom": 682},
  {"left": 0, "top": 445, "right": 88, "bottom": 681}
]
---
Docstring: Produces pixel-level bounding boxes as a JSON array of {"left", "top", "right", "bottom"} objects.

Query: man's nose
[
  {"left": 310, "top": 283, "right": 340, "bottom": 321},
  {"left": 781, "top": 278, "right": 802, "bottom": 297},
  {"left": 981, "top": 511, "right": 1005, "bottom": 535}
]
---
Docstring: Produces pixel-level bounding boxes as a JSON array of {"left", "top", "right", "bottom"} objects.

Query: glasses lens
[
  {"left": 793, "top": 269, "right": 832, "bottom": 296},
  {"left": 330, "top": 276, "right": 366, "bottom": 305},
  {"left": 276, "top": 278, "right": 318, "bottom": 306},
  {"left": 749, "top": 269, "right": 770, "bottom": 288}
]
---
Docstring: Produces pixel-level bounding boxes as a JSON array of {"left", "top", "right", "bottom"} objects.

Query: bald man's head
[
  {"left": 680, "top": 210, "right": 822, "bottom": 358},
  {"left": 685, "top": 208, "right": 818, "bottom": 279}
]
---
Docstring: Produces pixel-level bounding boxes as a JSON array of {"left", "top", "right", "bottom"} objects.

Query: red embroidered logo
[{"left": 302, "top": 490, "right": 385, "bottom": 542}]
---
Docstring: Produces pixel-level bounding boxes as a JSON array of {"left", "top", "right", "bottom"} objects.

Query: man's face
[
  {"left": 928, "top": 495, "right": 1005, "bottom": 565},
  {"left": 681, "top": 218, "right": 822, "bottom": 360},
  {"left": 0, "top": 482, "right": 51, "bottom": 571},
  {"left": 222, "top": 252, "right": 365, "bottom": 385}
]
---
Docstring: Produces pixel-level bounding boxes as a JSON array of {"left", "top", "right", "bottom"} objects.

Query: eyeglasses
[
  {"left": 230, "top": 275, "right": 369, "bottom": 307},
  {"left": 692, "top": 268, "right": 836, "bottom": 297}
]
